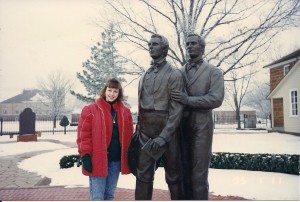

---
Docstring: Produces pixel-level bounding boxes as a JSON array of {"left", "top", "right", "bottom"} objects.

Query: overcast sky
[
  {"left": 1, "top": 0, "right": 300, "bottom": 110},
  {"left": 0, "top": 0, "right": 104, "bottom": 100}
]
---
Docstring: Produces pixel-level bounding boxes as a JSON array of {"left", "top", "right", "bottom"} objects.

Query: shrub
[
  {"left": 59, "top": 116, "right": 70, "bottom": 134},
  {"left": 59, "top": 155, "right": 81, "bottom": 169},
  {"left": 59, "top": 152, "right": 299, "bottom": 175},
  {"left": 210, "top": 152, "right": 299, "bottom": 175},
  {"left": 59, "top": 116, "right": 70, "bottom": 127}
]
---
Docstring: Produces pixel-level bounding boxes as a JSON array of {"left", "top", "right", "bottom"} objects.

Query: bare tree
[
  {"left": 36, "top": 70, "right": 73, "bottom": 130},
  {"left": 104, "top": 0, "right": 299, "bottom": 130},
  {"left": 105, "top": 0, "right": 300, "bottom": 74},
  {"left": 245, "top": 80, "right": 271, "bottom": 127},
  {"left": 225, "top": 68, "right": 254, "bottom": 129}
]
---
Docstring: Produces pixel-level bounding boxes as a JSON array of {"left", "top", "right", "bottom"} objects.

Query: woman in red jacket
[{"left": 77, "top": 78, "right": 134, "bottom": 200}]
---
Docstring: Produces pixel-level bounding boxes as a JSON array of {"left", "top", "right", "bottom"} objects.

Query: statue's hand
[
  {"left": 171, "top": 91, "right": 188, "bottom": 105},
  {"left": 150, "top": 137, "right": 166, "bottom": 152}
]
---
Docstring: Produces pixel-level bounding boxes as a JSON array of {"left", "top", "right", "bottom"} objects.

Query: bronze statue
[
  {"left": 172, "top": 34, "right": 225, "bottom": 200},
  {"left": 135, "top": 34, "right": 184, "bottom": 200}
]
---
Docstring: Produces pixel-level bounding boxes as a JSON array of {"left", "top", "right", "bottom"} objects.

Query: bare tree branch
[{"left": 104, "top": 0, "right": 300, "bottom": 77}]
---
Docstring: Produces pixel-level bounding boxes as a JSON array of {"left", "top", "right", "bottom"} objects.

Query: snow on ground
[
  {"left": 213, "top": 130, "right": 300, "bottom": 154},
  {"left": 0, "top": 141, "right": 68, "bottom": 157},
  {"left": 0, "top": 130, "right": 299, "bottom": 200}
]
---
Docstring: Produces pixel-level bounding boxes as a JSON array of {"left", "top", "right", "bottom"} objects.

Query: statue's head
[
  {"left": 186, "top": 34, "right": 206, "bottom": 59},
  {"left": 148, "top": 34, "right": 169, "bottom": 59}
]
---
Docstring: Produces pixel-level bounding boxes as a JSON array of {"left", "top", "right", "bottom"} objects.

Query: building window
[
  {"left": 284, "top": 64, "right": 290, "bottom": 76},
  {"left": 290, "top": 89, "right": 298, "bottom": 116}
]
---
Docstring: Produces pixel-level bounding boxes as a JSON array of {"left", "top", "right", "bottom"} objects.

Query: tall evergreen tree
[{"left": 71, "top": 23, "right": 127, "bottom": 103}]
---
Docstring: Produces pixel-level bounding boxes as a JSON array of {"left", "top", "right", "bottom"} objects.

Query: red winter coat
[{"left": 77, "top": 98, "right": 133, "bottom": 177}]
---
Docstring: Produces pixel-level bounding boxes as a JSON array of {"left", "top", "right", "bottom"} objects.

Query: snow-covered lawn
[{"left": 0, "top": 130, "right": 299, "bottom": 200}]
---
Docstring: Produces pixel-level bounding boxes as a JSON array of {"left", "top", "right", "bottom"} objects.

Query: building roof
[
  {"left": 267, "top": 61, "right": 299, "bottom": 99},
  {"left": 263, "top": 49, "right": 300, "bottom": 69},
  {"left": 0, "top": 89, "right": 40, "bottom": 103}
]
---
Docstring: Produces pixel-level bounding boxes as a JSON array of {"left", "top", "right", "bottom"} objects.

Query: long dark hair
[{"left": 99, "top": 78, "right": 124, "bottom": 102}]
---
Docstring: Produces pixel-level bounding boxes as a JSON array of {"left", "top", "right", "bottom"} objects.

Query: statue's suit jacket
[
  {"left": 138, "top": 62, "right": 184, "bottom": 142},
  {"left": 180, "top": 61, "right": 224, "bottom": 111}
]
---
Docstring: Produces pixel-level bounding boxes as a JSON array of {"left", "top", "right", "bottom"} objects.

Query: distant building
[
  {"left": 213, "top": 105, "right": 257, "bottom": 128},
  {"left": 264, "top": 49, "right": 300, "bottom": 135},
  {"left": 70, "top": 107, "right": 82, "bottom": 124},
  {"left": 0, "top": 89, "right": 61, "bottom": 120}
]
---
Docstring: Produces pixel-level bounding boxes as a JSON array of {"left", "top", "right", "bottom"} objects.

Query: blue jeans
[{"left": 89, "top": 161, "right": 120, "bottom": 200}]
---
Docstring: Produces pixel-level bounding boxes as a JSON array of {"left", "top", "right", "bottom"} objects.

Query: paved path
[
  {"left": 0, "top": 138, "right": 77, "bottom": 189},
  {"left": 0, "top": 187, "right": 248, "bottom": 200},
  {"left": 0, "top": 150, "right": 53, "bottom": 188},
  {"left": 0, "top": 139, "right": 248, "bottom": 200}
]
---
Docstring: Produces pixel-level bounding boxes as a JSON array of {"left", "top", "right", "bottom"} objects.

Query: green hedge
[
  {"left": 59, "top": 155, "right": 81, "bottom": 169},
  {"left": 210, "top": 152, "right": 299, "bottom": 175},
  {"left": 60, "top": 152, "right": 299, "bottom": 175}
]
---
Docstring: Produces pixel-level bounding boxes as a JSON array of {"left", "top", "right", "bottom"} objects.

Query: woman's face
[{"left": 105, "top": 87, "right": 119, "bottom": 102}]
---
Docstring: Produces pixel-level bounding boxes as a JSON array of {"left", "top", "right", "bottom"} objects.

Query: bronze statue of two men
[{"left": 134, "top": 33, "right": 225, "bottom": 200}]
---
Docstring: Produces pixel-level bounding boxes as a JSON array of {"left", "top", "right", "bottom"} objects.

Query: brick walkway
[{"left": 0, "top": 187, "right": 248, "bottom": 200}]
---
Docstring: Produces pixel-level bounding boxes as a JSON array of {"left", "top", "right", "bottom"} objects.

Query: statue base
[{"left": 17, "top": 134, "right": 37, "bottom": 142}]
